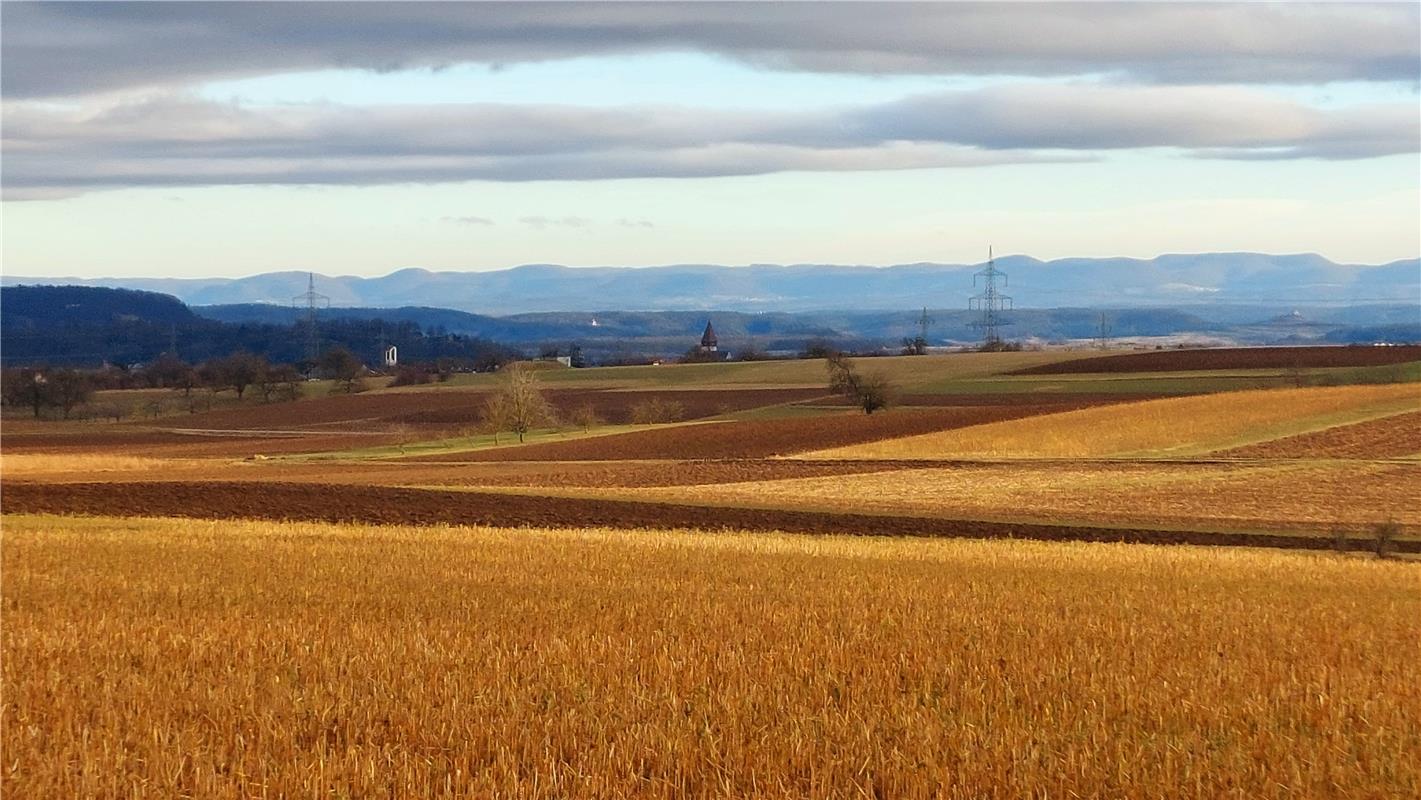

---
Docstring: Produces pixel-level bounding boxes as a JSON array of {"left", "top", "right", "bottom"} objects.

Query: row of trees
[
  {"left": 1, "top": 368, "right": 96, "bottom": 419},
  {"left": 1, "top": 346, "right": 383, "bottom": 420},
  {"left": 142, "top": 349, "right": 368, "bottom": 400}
]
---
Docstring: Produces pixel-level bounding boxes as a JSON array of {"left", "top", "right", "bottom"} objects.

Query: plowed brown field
[
  {"left": 0, "top": 428, "right": 405, "bottom": 458},
  {"left": 1219, "top": 410, "right": 1421, "bottom": 459},
  {"left": 6, "top": 480, "right": 1409, "bottom": 552},
  {"left": 415, "top": 402, "right": 1111, "bottom": 462},
  {"left": 143, "top": 387, "right": 827, "bottom": 432},
  {"left": 1012, "top": 345, "right": 1421, "bottom": 374}
]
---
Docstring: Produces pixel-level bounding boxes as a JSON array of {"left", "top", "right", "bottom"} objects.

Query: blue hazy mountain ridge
[
  {"left": 5, "top": 254, "right": 1416, "bottom": 314},
  {"left": 4, "top": 285, "right": 1417, "bottom": 368}
]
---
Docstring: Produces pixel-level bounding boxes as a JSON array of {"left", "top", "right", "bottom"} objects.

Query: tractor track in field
[{"left": 5, "top": 480, "right": 1413, "bottom": 554}]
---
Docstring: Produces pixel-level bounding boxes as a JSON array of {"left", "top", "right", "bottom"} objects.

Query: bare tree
[
  {"left": 320, "top": 347, "right": 366, "bottom": 394},
  {"left": 47, "top": 369, "right": 94, "bottom": 420},
  {"left": 209, "top": 351, "right": 266, "bottom": 399},
  {"left": 569, "top": 403, "right": 602, "bottom": 433},
  {"left": 3, "top": 368, "right": 51, "bottom": 418},
  {"left": 488, "top": 363, "right": 555, "bottom": 443},
  {"left": 630, "top": 398, "right": 685, "bottom": 424},
  {"left": 826, "top": 352, "right": 894, "bottom": 415},
  {"left": 480, "top": 394, "right": 512, "bottom": 445},
  {"left": 258, "top": 363, "right": 303, "bottom": 403}
]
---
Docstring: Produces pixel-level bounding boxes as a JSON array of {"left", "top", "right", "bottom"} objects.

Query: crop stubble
[{"left": 4, "top": 516, "right": 1418, "bottom": 799}]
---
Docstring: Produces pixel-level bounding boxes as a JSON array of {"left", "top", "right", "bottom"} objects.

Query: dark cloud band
[{"left": 3, "top": 2, "right": 1418, "bottom": 98}]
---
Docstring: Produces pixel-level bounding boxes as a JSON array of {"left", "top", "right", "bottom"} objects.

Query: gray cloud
[
  {"left": 519, "top": 216, "right": 592, "bottom": 229},
  {"left": 442, "top": 215, "right": 495, "bottom": 226},
  {"left": 4, "top": 84, "right": 1414, "bottom": 199},
  {"left": 617, "top": 218, "right": 655, "bottom": 229},
  {"left": 3, "top": 3, "right": 1417, "bottom": 98}
]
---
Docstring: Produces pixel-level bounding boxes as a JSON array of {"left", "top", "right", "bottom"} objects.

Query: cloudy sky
[{"left": 3, "top": 1, "right": 1418, "bottom": 278}]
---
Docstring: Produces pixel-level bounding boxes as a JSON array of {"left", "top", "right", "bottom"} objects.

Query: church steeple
[{"left": 699, "top": 321, "right": 718, "bottom": 352}]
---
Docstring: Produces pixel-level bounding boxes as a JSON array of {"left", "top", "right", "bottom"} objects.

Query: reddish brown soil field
[
  {"left": 7, "top": 480, "right": 1410, "bottom": 553},
  {"left": 1012, "top": 345, "right": 1421, "bottom": 375},
  {"left": 147, "top": 390, "right": 483, "bottom": 430},
  {"left": 2, "top": 429, "right": 203, "bottom": 452},
  {"left": 1220, "top": 411, "right": 1421, "bottom": 459},
  {"left": 142, "top": 387, "right": 827, "bottom": 432},
  {"left": 0, "top": 428, "right": 404, "bottom": 458},
  {"left": 411, "top": 402, "right": 1107, "bottom": 462}
]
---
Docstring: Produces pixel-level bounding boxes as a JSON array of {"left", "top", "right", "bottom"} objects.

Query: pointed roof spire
[{"left": 701, "top": 320, "right": 717, "bottom": 347}]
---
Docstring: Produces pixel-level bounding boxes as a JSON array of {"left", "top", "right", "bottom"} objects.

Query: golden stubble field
[
  {"left": 806, "top": 383, "right": 1421, "bottom": 460},
  {"left": 4, "top": 515, "right": 1418, "bottom": 799}
]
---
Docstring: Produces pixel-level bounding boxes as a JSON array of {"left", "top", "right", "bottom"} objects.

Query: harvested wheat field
[
  {"left": 806, "top": 383, "right": 1421, "bottom": 460},
  {"left": 592, "top": 461, "right": 1421, "bottom": 535},
  {"left": 4, "top": 515, "right": 1418, "bottom": 799}
]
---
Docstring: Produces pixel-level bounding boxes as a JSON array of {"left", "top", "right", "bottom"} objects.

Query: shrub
[
  {"left": 1373, "top": 521, "right": 1399, "bottom": 559},
  {"left": 390, "top": 366, "right": 434, "bottom": 387}
]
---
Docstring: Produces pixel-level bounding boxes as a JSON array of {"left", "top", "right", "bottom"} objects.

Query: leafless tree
[
  {"left": 487, "top": 363, "right": 555, "bottom": 443},
  {"left": 47, "top": 369, "right": 95, "bottom": 420},
  {"left": 826, "top": 352, "right": 894, "bottom": 415},
  {"left": 570, "top": 403, "right": 602, "bottom": 433},
  {"left": 320, "top": 347, "right": 366, "bottom": 394},
  {"left": 630, "top": 398, "right": 685, "bottom": 424},
  {"left": 258, "top": 363, "right": 303, "bottom": 403}
]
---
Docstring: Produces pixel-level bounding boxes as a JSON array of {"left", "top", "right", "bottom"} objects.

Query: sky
[{"left": 2, "top": 1, "right": 1419, "bottom": 279}]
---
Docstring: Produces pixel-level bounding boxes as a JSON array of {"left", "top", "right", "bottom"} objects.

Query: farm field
[
  {"left": 5, "top": 515, "right": 1419, "bottom": 799},
  {"left": 3, "top": 348, "right": 1420, "bottom": 541},
  {"left": 804, "top": 383, "right": 1421, "bottom": 460},
  {"left": 4, "top": 346, "right": 1421, "bottom": 796}
]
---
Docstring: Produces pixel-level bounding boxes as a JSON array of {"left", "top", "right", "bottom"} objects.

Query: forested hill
[
  {"left": 2, "top": 284, "right": 196, "bottom": 328},
  {"left": 0, "top": 285, "right": 517, "bottom": 368}
]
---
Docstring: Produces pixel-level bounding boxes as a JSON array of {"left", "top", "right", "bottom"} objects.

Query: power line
[
  {"left": 291, "top": 272, "right": 329, "bottom": 363},
  {"left": 969, "top": 246, "right": 1013, "bottom": 348}
]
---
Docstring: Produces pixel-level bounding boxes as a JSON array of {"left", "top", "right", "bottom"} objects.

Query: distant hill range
[
  {"left": 6, "top": 253, "right": 1418, "bottom": 313},
  {"left": 3, "top": 282, "right": 1418, "bottom": 368}
]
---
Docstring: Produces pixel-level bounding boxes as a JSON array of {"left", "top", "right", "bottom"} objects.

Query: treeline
[
  {"left": 0, "top": 342, "right": 515, "bottom": 421},
  {"left": 3, "top": 349, "right": 320, "bottom": 420}
]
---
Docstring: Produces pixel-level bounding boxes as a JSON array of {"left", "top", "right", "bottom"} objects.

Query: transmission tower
[
  {"left": 969, "top": 246, "right": 1013, "bottom": 349},
  {"left": 292, "top": 272, "right": 330, "bottom": 364},
  {"left": 1095, "top": 312, "right": 1112, "bottom": 350},
  {"left": 906, "top": 306, "right": 933, "bottom": 355}
]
